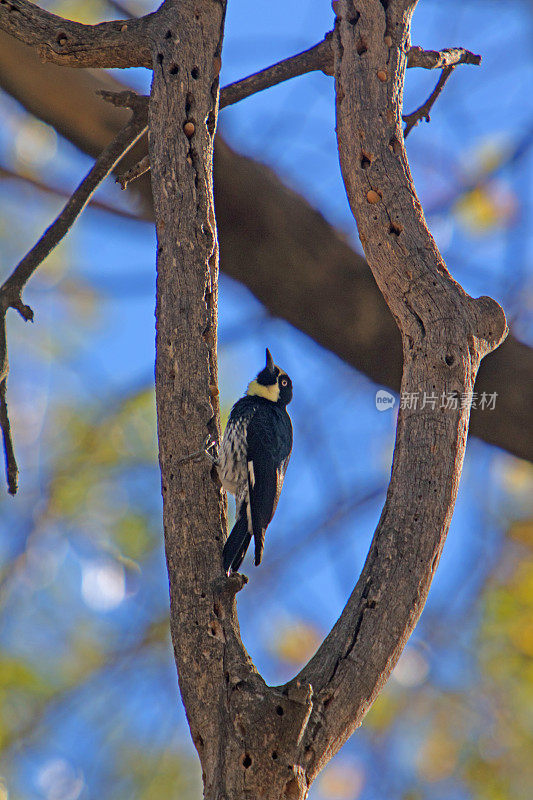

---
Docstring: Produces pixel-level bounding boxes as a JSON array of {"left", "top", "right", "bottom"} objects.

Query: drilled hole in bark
[
  {"left": 191, "top": 66, "right": 200, "bottom": 79},
  {"left": 445, "top": 354, "right": 455, "bottom": 365},
  {"left": 389, "top": 136, "right": 401, "bottom": 155},
  {"left": 389, "top": 222, "right": 403, "bottom": 236},
  {"left": 156, "top": 53, "right": 164, "bottom": 65},
  {"left": 206, "top": 111, "right": 216, "bottom": 136},
  {"left": 170, "top": 63, "right": 179, "bottom": 75},
  {"left": 56, "top": 33, "right": 67, "bottom": 46},
  {"left": 276, "top": 705, "right": 284, "bottom": 716},
  {"left": 272, "top": 751, "right": 278, "bottom": 760},
  {"left": 348, "top": 13, "right": 360, "bottom": 25},
  {"left": 242, "top": 754, "right": 252, "bottom": 769},
  {"left": 200, "top": 592, "right": 206, "bottom": 598},
  {"left": 165, "top": 29, "right": 172, "bottom": 39},
  {"left": 360, "top": 154, "right": 371, "bottom": 169}
]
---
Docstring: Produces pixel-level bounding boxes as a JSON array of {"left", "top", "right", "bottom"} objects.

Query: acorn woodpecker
[{"left": 218, "top": 348, "right": 293, "bottom": 575}]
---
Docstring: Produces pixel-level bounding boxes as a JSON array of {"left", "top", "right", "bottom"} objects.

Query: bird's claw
[
  {"left": 176, "top": 434, "right": 218, "bottom": 466},
  {"left": 203, "top": 434, "right": 218, "bottom": 464}
]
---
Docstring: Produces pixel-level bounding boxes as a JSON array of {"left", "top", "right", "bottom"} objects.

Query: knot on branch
[
  {"left": 11, "top": 297, "right": 34, "bottom": 321},
  {"left": 212, "top": 572, "right": 248, "bottom": 597},
  {"left": 471, "top": 296, "right": 508, "bottom": 354}
]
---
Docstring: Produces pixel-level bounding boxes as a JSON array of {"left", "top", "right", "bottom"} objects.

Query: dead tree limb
[
  {"left": 290, "top": 0, "right": 506, "bottom": 778},
  {"left": 0, "top": 0, "right": 152, "bottom": 67},
  {"left": 0, "top": 108, "right": 147, "bottom": 492},
  {"left": 403, "top": 65, "right": 454, "bottom": 138}
]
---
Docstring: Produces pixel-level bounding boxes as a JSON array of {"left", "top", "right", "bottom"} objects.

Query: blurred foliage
[{"left": 270, "top": 618, "right": 322, "bottom": 666}]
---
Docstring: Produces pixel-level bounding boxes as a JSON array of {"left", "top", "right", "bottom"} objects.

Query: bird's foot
[
  {"left": 176, "top": 434, "right": 218, "bottom": 466},
  {"left": 203, "top": 434, "right": 218, "bottom": 464}
]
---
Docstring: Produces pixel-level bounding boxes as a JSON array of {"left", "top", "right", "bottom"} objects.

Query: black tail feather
[{"left": 223, "top": 512, "right": 251, "bottom": 575}]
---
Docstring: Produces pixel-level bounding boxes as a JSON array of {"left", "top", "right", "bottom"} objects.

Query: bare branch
[
  {"left": 101, "top": 34, "right": 482, "bottom": 189},
  {"left": 0, "top": 0, "right": 152, "bottom": 67},
  {"left": 403, "top": 65, "right": 454, "bottom": 138},
  {"left": 218, "top": 40, "right": 481, "bottom": 106},
  {"left": 97, "top": 88, "right": 148, "bottom": 111},
  {"left": 0, "top": 377, "right": 17, "bottom": 495},
  {"left": 117, "top": 154, "right": 150, "bottom": 189},
  {"left": 0, "top": 108, "right": 147, "bottom": 493},
  {"left": 0, "top": 164, "right": 151, "bottom": 222},
  {"left": 1, "top": 113, "right": 147, "bottom": 304},
  {"left": 407, "top": 45, "right": 481, "bottom": 69},
  {"left": 221, "top": 35, "right": 334, "bottom": 107},
  {"left": 0, "top": 313, "right": 17, "bottom": 495}
]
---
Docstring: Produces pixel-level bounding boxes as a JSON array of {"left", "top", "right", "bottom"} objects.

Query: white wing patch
[
  {"left": 247, "top": 460, "right": 255, "bottom": 488},
  {"left": 245, "top": 493, "right": 253, "bottom": 535}
]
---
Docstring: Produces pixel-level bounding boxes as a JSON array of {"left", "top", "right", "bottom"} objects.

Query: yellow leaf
[
  {"left": 416, "top": 731, "right": 458, "bottom": 782},
  {"left": 509, "top": 519, "right": 533, "bottom": 548},
  {"left": 271, "top": 620, "right": 321, "bottom": 665},
  {"left": 454, "top": 182, "right": 516, "bottom": 233}
]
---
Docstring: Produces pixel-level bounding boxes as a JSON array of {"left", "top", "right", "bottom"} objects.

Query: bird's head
[{"left": 247, "top": 348, "right": 293, "bottom": 406}]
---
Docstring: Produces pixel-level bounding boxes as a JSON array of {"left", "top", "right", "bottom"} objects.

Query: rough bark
[
  {"left": 0, "top": 31, "right": 531, "bottom": 463},
  {"left": 0, "top": 0, "right": 152, "bottom": 67},
  {"left": 289, "top": 0, "right": 508, "bottom": 777}
]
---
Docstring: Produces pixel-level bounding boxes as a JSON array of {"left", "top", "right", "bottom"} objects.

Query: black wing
[{"left": 246, "top": 409, "right": 291, "bottom": 566}]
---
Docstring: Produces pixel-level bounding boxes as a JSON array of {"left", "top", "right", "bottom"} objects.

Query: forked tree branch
[
  {"left": 288, "top": 0, "right": 507, "bottom": 778},
  {"left": 114, "top": 35, "right": 482, "bottom": 187},
  {"left": 0, "top": 0, "right": 152, "bottom": 67}
]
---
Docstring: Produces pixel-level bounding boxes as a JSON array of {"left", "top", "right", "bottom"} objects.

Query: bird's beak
[{"left": 265, "top": 348, "right": 275, "bottom": 373}]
